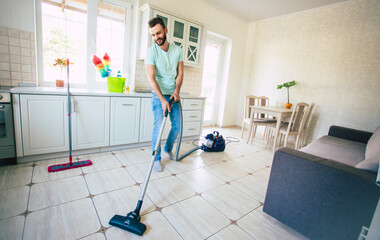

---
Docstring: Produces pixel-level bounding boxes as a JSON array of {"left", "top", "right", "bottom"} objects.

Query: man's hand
[
  {"left": 162, "top": 99, "right": 171, "bottom": 113},
  {"left": 170, "top": 91, "right": 180, "bottom": 103}
]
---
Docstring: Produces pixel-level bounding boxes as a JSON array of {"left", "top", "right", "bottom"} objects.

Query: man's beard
[{"left": 155, "top": 34, "right": 167, "bottom": 46}]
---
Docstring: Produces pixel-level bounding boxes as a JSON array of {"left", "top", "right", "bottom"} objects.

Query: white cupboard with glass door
[{"left": 138, "top": 4, "right": 203, "bottom": 67}]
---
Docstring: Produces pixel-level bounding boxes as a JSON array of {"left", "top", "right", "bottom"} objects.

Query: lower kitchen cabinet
[
  {"left": 110, "top": 97, "right": 140, "bottom": 146},
  {"left": 139, "top": 98, "right": 153, "bottom": 142},
  {"left": 20, "top": 94, "right": 68, "bottom": 155},
  {"left": 15, "top": 93, "right": 204, "bottom": 159},
  {"left": 71, "top": 96, "right": 110, "bottom": 150}
]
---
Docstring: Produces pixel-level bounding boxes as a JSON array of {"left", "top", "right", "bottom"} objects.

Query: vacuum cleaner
[
  {"left": 109, "top": 99, "right": 238, "bottom": 236},
  {"left": 109, "top": 99, "right": 174, "bottom": 236},
  {"left": 173, "top": 101, "right": 227, "bottom": 161}
]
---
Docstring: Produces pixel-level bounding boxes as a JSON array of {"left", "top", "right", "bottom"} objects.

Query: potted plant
[
  {"left": 53, "top": 58, "right": 72, "bottom": 87},
  {"left": 277, "top": 80, "right": 297, "bottom": 108}
]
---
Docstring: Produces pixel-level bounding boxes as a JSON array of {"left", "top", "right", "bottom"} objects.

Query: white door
[
  {"left": 139, "top": 98, "right": 153, "bottom": 142},
  {"left": 20, "top": 95, "right": 68, "bottom": 155},
  {"left": 201, "top": 37, "right": 224, "bottom": 126},
  {"left": 110, "top": 97, "right": 140, "bottom": 145},
  {"left": 72, "top": 96, "right": 110, "bottom": 150}
]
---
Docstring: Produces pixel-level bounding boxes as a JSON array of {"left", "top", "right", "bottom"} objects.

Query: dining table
[{"left": 249, "top": 106, "right": 293, "bottom": 152}]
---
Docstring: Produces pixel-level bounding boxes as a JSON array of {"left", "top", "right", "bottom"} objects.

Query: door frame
[{"left": 202, "top": 34, "right": 225, "bottom": 126}]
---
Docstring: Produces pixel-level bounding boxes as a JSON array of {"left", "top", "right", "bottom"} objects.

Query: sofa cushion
[
  {"left": 356, "top": 127, "right": 380, "bottom": 172},
  {"left": 300, "top": 135, "right": 366, "bottom": 167}
]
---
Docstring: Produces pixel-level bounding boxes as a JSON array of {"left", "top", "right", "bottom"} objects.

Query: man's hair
[{"left": 148, "top": 17, "right": 166, "bottom": 29}]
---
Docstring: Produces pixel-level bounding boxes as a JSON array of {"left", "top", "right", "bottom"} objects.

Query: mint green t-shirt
[{"left": 145, "top": 43, "right": 183, "bottom": 95}]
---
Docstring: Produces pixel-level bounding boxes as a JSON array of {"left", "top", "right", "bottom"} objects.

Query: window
[
  {"left": 37, "top": 0, "right": 131, "bottom": 87},
  {"left": 96, "top": 2, "right": 126, "bottom": 83}
]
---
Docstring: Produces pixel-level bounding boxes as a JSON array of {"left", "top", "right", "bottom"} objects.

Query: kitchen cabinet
[
  {"left": 181, "top": 99, "right": 203, "bottom": 137},
  {"left": 20, "top": 95, "right": 68, "bottom": 155},
  {"left": 71, "top": 96, "right": 110, "bottom": 150},
  {"left": 138, "top": 4, "right": 202, "bottom": 66},
  {"left": 110, "top": 97, "right": 140, "bottom": 146},
  {"left": 139, "top": 97, "right": 153, "bottom": 142}
]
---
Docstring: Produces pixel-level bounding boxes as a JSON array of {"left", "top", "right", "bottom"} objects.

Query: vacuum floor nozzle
[{"left": 109, "top": 213, "right": 147, "bottom": 236}]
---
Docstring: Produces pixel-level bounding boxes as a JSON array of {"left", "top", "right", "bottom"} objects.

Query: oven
[{"left": 0, "top": 90, "right": 16, "bottom": 165}]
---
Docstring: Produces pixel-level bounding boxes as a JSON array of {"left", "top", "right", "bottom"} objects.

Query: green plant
[{"left": 277, "top": 80, "right": 297, "bottom": 103}]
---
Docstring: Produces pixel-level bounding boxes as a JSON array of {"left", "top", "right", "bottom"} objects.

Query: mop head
[{"left": 48, "top": 159, "right": 92, "bottom": 172}]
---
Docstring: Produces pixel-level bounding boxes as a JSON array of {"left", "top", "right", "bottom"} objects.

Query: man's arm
[
  {"left": 145, "top": 64, "right": 171, "bottom": 112},
  {"left": 171, "top": 61, "right": 184, "bottom": 102}
]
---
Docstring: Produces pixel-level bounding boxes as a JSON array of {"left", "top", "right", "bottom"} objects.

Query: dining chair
[
  {"left": 299, "top": 102, "right": 315, "bottom": 148},
  {"left": 248, "top": 96, "right": 277, "bottom": 143},
  {"left": 241, "top": 95, "right": 258, "bottom": 139},
  {"left": 266, "top": 102, "right": 309, "bottom": 150}
]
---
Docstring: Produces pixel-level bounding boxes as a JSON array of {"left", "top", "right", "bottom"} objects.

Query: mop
[
  {"left": 48, "top": 59, "right": 92, "bottom": 172},
  {"left": 109, "top": 99, "right": 173, "bottom": 236}
]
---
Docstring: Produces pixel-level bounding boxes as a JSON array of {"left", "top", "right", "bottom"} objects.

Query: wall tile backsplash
[
  {"left": 0, "top": 26, "right": 36, "bottom": 87},
  {"left": 135, "top": 59, "right": 203, "bottom": 96}
]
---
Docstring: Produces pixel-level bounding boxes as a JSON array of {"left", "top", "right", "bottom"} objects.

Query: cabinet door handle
[
  {"left": 188, "top": 128, "right": 196, "bottom": 131},
  {"left": 122, "top": 104, "right": 133, "bottom": 106},
  {"left": 73, "top": 101, "right": 77, "bottom": 112},
  {"left": 189, "top": 115, "right": 197, "bottom": 118},
  {"left": 190, "top": 104, "right": 198, "bottom": 106}
]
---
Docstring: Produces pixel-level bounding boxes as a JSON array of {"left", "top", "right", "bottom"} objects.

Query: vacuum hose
[{"left": 174, "top": 100, "right": 183, "bottom": 161}]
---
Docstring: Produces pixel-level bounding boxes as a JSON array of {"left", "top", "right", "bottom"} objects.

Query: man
[{"left": 145, "top": 17, "right": 184, "bottom": 172}]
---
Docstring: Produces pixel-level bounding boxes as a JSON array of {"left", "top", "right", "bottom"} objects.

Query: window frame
[{"left": 35, "top": 0, "right": 132, "bottom": 89}]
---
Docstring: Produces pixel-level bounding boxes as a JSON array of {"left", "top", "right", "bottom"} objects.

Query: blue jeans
[{"left": 151, "top": 93, "right": 181, "bottom": 161}]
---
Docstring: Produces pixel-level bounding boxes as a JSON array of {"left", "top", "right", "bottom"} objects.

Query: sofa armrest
[
  {"left": 328, "top": 125, "right": 373, "bottom": 144},
  {"left": 263, "top": 147, "right": 380, "bottom": 240}
]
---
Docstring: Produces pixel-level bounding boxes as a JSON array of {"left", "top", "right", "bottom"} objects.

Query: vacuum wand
[{"left": 109, "top": 98, "right": 173, "bottom": 236}]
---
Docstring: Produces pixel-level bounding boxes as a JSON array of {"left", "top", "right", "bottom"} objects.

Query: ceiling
[{"left": 201, "top": 0, "right": 348, "bottom": 22}]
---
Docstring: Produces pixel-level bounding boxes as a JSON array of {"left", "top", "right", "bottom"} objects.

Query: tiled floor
[{"left": 0, "top": 127, "right": 308, "bottom": 240}]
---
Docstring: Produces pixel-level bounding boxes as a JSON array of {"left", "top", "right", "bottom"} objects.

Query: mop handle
[
  {"left": 66, "top": 58, "right": 72, "bottom": 165},
  {"left": 138, "top": 98, "right": 173, "bottom": 202}
]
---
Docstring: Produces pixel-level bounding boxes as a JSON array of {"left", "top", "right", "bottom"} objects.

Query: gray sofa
[{"left": 263, "top": 125, "right": 380, "bottom": 240}]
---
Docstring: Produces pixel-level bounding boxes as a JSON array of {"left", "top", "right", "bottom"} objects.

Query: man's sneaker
[
  {"left": 153, "top": 161, "right": 162, "bottom": 172},
  {"left": 164, "top": 150, "right": 175, "bottom": 160}
]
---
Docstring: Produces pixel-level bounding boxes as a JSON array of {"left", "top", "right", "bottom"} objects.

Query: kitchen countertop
[{"left": 10, "top": 87, "right": 206, "bottom": 99}]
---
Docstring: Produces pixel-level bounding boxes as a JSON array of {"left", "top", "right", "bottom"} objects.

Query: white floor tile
[
  {"left": 202, "top": 184, "right": 260, "bottom": 220},
  {"left": 24, "top": 198, "right": 101, "bottom": 240},
  {"left": 0, "top": 167, "right": 32, "bottom": 190},
  {"left": 0, "top": 215, "right": 25, "bottom": 240},
  {"left": 81, "top": 232, "right": 106, "bottom": 240},
  {"left": 106, "top": 211, "right": 182, "bottom": 240},
  {"left": 33, "top": 163, "right": 82, "bottom": 183},
  {"left": 28, "top": 176, "right": 89, "bottom": 211},
  {"left": 113, "top": 148, "right": 151, "bottom": 166},
  {"left": 229, "top": 155, "right": 268, "bottom": 173},
  {"left": 85, "top": 168, "right": 136, "bottom": 195},
  {"left": 231, "top": 168, "right": 271, "bottom": 203},
  {"left": 162, "top": 196, "right": 230, "bottom": 240},
  {"left": 146, "top": 176, "right": 195, "bottom": 208},
  {"left": 164, "top": 156, "right": 204, "bottom": 174},
  {"left": 208, "top": 225, "right": 254, "bottom": 240},
  {"left": 82, "top": 155, "right": 122, "bottom": 174},
  {"left": 204, "top": 162, "right": 249, "bottom": 182},
  {"left": 238, "top": 207, "right": 308, "bottom": 240},
  {"left": 176, "top": 168, "right": 225, "bottom": 193},
  {"left": 125, "top": 161, "right": 172, "bottom": 183},
  {"left": 93, "top": 186, "right": 156, "bottom": 227},
  {"left": 0, "top": 186, "right": 29, "bottom": 219}
]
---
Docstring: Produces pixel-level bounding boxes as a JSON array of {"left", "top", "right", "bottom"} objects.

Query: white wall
[
  {"left": 240, "top": 0, "right": 380, "bottom": 142},
  {"left": 0, "top": 0, "right": 35, "bottom": 32},
  {"left": 144, "top": 0, "right": 249, "bottom": 127}
]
